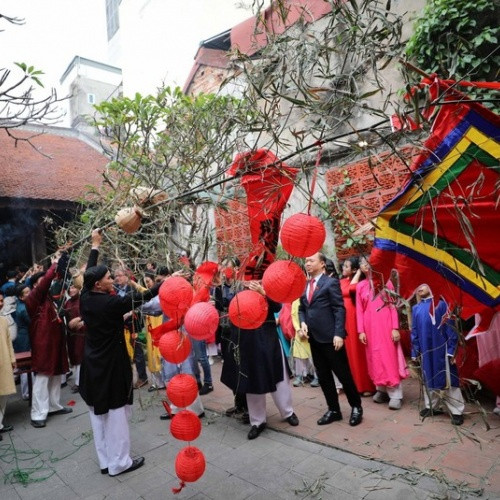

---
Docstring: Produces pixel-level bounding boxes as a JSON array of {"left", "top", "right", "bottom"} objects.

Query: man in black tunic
[{"left": 79, "top": 229, "right": 157, "bottom": 476}]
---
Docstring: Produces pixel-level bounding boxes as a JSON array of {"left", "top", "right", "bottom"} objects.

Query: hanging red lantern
[
  {"left": 159, "top": 277, "right": 194, "bottom": 319},
  {"left": 158, "top": 330, "right": 192, "bottom": 364},
  {"left": 170, "top": 410, "right": 202, "bottom": 441},
  {"left": 228, "top": 290, "right": 268, "bottom": 329},
  {"left": 167, "top": 374, "right": 198, "bottom": 408},
  {"left": 184, "top": 302, "right": 220, "bottom": 341},
  {"left": 262, "top": 260, "right": 307, "bottom": 303},
  {"left": 172, "top": 446, "right": 206, "bottom": 493},
  {"left": 280, "top": 213, "right": 326, "bottom": 258}
]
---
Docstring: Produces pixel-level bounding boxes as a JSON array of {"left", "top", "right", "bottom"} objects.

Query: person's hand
[
  {"left": 333, "top": 336, "right": 344, "bottom": 351},
  {"left": 391, "top": 329, "right": 400, "bottom": 342},
  {"left": 51, "top": 251, "right": 60, "bottom": 265},
  {"left": 359, "top": 332, "right": 367, "bottom": 344},
  {"left": 449, "top": 355, "right": 456, "bottom": 365},
  {"left": 300, "top": 322, "right": 309, "bottom": 337},
  {"left": 91, "top": 228, "right": 103, "bottom": 248},
  {"left": 12, "top": 362, "right": 17, "bottom": 369},
  {"left": 246, "top": 280, "right": 265, "bottom": 296}
]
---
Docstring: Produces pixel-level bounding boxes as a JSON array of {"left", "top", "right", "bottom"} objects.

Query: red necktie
[{"left": 307, "top": 279, "right": 315, "bottom": 303}]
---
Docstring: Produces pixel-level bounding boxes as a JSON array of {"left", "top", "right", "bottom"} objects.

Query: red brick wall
[
  {"left": 325, "top": 146, "right": 417, "bottom": 258},
  {"left": 214, "top": 199, "right": 252, "bottom": 261}
]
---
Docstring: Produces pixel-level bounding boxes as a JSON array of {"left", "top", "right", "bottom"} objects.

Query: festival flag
[
  {"left": 228, "top": 149, "right": 298, "bottom": 279},
  {"left": 371, "top": 77, "right": 500, "bottom": 329}
]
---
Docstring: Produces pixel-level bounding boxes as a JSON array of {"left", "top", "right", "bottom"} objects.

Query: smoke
[{"left": 0, "top": 203, "right": 40, "bottom": 273}]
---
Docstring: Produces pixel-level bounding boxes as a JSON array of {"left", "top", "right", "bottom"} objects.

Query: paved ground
[{"left": 0, "top": 359, "right": 498, "bottom": 499}]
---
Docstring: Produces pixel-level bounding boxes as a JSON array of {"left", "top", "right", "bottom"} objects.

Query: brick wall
[
  {"left": 214, "top": 147, "right": 417, "bottom": 261},
  {"left": 325, "top": 146, "right": 417, "bottom": 258}
]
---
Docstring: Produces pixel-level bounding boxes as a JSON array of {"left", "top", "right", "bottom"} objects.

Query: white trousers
[
  {"left": 31, "top": 374, "right": 63, "bottom": 420},
  {"left": 0, "top": 394, "right": 8, "bottom": 429},
  {"left": 423, "top": 386, "right": 465, "bottom": 415},
  {"left": 246, "top": 350, "right": 294, "bottom": 427},
  {"left": 73, "top": 365, "right": 81, "bottom": 386},
  {"left": 376, "top": 384, "right": 403, "bottom": 400},
  {"left": 88, "top": 405, "right": 133, "bottom": 475},
  {"left": 20, "top": 373, "right": 29, "bottom": 399}
]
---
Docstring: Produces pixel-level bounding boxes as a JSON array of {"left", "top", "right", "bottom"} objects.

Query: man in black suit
[{"left": 298, "top": 252, "right": 363, "bottom": 426}]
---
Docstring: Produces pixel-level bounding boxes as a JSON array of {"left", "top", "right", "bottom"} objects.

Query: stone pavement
[{"left": 0, "top": 360, "right": 497, "bottom": 499}]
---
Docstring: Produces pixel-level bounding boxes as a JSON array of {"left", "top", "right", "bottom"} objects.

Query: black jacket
[
  {"left": 298, "top": 273, "right": 346, "bottom": 343},
  {"left": 79, "top": 249, "right": 155, "bottom": 414}
]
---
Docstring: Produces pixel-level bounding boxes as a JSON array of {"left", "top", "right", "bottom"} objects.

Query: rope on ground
[{"left": 1, "top": 430, "right": 93, "bottom": 486}]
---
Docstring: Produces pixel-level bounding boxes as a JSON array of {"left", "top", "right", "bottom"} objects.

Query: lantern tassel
[
  {"left": 172, "top": 481, "right": 186, "bottom": 494},
  {"left": 162, "top": 400, "right": 173, "bottom": 417}
]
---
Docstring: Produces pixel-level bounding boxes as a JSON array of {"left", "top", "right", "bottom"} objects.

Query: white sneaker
[
  {"left": 372, "top": 391, "right": 390, "bottom": 404},
  {"left": 208, "top": 356, "right": 214, "bottom": 366},
  {"left": 389, "top": 398, "right": 402, "bottom": 410}
]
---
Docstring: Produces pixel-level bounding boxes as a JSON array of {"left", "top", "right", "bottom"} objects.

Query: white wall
[{"left": 117, "top": 0, "right": 253, "bottom": 97}]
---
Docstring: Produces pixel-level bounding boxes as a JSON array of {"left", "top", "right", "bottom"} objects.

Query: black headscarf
[{"left": 83, "top": 265, "right": 109, "bottom": 290}]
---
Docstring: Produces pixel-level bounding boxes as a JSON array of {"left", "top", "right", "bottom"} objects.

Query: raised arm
[{"left": 86, "top": 229, "right": 103, "bottom": 269}]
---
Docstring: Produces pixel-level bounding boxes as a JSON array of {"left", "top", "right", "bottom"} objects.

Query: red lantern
[
  {"left": 280, "top": 213, "right": 326, "bottom": 258},
  {"left": 158, "top": 330, "right": 192, "bottom": 364},
  {"left": 262, "top": 260, "right": 307, "bottom": 303},
  {"left": 228, "top": 290, "right": 268, "bottom": 329},
  {"left": 170, "top": 410, "right": 202, "bottom": 441},
  {"left": 173, "top": 446, "right": 205, "bottom": 493},
  {"left": 184, "top": 302, "right": 220, "bottom": 341},
  {"left": 159, "top": 276, "right": 194, "bottom": 319},
  {"left": 167, "top": 374, "right": 198, "bottom": 408}
]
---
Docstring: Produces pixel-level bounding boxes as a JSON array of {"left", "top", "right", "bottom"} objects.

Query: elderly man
[{"left": 79, "top": 229, "right": 158, "bottom": 477}]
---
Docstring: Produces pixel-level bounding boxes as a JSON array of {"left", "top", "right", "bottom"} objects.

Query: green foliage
[
  {"left": 14, "top": 62, "right": 45, "bottom": 87},
  {"left": 61, "top": 87, "right": 264, "bottom": 269},
  {"left": 405, "top": 0, "right": 499, "bottom": 108}
]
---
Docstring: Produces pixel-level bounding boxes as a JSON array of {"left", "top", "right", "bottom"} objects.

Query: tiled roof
[{"left": 0, "top": 128, "right": 107, "bottom": 202}]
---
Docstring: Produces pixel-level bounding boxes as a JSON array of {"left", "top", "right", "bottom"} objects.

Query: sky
[{"left": 0, "top": 0, "right": 254, "bottom": 122}]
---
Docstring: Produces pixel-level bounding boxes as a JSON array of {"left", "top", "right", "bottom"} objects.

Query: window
[
  {"left": 106, "top": 0, "right": 121, "bottom": 40},
  {"left": 87, "top": 93, "right": 96, "bottom": 105}
]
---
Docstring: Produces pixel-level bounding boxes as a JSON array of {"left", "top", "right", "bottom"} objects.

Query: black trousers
[{"left": 309, "top": 336, "right": 361, "bottom": 412}]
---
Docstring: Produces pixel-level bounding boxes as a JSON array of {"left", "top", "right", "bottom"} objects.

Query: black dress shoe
[
  {"left": 31, "top": 419, "right": 46, "bottom": 428},
  {"left": 48, "top": 407, "right": 73, "bottom": 416},
  {"left": 101, "top": 468, "right": 108, "bottom": 474},
  {"left": 419, "top": 408, "right": 444, "bottom": 418},
  {"left": 317, "top": 410, "right": 342, "bottom": 425},
  {"left": 225, "top": 406, "right": 244, "bottom": 416},
  {"left": 0, "top": 424, "right": 13, "bottom": 433},
  {"left": 248, "top": 423, "right": 266, "bottom": 440},
  {"left": 349, "top": 407, "right": 363, "bottom": 426},
  {"left": 286, "top": 412, "right": 299, "bottom": 426},
  {"left": 159, "top": 413, "right": 172, "bottom": 420},
  {"left": 199, "top": 383, "right": 214, "bottom": 395},
  {"left": 109, "top": 457, "right": 145, "bottom": 477}
]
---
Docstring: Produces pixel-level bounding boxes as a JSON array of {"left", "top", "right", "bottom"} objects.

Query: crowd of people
[{"left": 0, "top": 232, "right": 496, "bottom": 473}]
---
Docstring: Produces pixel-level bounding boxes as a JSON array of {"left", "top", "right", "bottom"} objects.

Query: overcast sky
[{"left": 0, "top": 0, "right": 251, "bottom": 99}]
